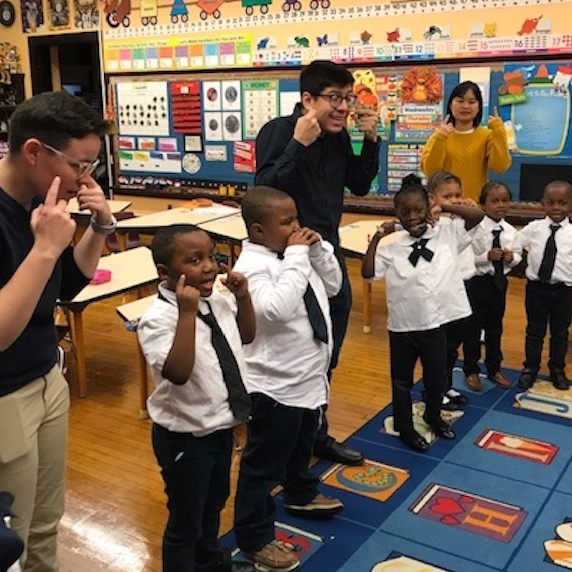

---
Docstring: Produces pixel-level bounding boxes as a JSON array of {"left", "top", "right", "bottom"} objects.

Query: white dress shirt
[
  {"left": 233, "top": 239, "right": 342, "bottom": 409},
  {"left": 473, "top": 215, "right": 522, "bottom": 276},
  {"left": 138, "top": 282, "right": 246, "bottom": 436},
  {"left": 373, "top": 218, "right": 471, "bottom": 332},
  {"left": 513, "top": 216, "right": 572, "bottom": 285}
]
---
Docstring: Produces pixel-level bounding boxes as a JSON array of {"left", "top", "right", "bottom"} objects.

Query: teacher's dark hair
[{"left": 445, "top": 81, "right": 483, "bottom": 128}]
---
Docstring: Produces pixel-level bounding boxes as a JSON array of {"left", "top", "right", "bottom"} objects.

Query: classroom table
[
  {"left": 197, "top": 212, "right": 248, "bottom": 264},
  {"left": 62, "top": 247, "right": 159, "bottom": 398},
  {"left": 116, "top": 295, "right": 156, "bottom": 418},
  {"left": 66, "top": 198, "right": 132, "bottom": 216},
  {"left": 116, "top": 205, "right": 239, "bottom": 234},
  {"left": 339, "top": 217, "right": 395, "bottom": 333}
]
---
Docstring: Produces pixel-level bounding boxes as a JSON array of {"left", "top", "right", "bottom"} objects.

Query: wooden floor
[{"left": 55, "top": 200, "right": 553, "bottom": 571}]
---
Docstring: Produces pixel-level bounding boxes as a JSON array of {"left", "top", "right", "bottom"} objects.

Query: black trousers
[
  {"left": 389, "top": 327, "right": 447, "bottom": 432},
  {"left": 152, "top": 423, "right": 233, "bottom": 572},
  {"left": 444, "top": 316, "right": 469, "bottom": 389},
  {"left": 234, "top": 393, "right": 320, "bottom": 554},
  {"left": 463, "top": 274, "right": 507, "bottom": 376},
  {"left": 316, "top": 250, "right": 352, "bottom": 445},
  {"left": 524, "top": 280, "right": 572, "bottom": 372}
]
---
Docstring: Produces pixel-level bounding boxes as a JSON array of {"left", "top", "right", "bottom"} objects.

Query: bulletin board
[{"left": 109, "top": 58, "right": 572, "bottom": 201}]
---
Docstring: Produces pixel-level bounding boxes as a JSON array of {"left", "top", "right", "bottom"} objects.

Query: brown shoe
[
  {"left": 489, "top": 371, "right": 511, "bottom": 389},
  {"left": 465, "top": 373, "right": 482, "bottom": 391},
  {"left": 249, "top": 540, "right": 299, "bottom": 571}
]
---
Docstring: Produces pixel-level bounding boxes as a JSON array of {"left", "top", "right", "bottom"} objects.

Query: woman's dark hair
[
  {"left": 479, "top": 181, "right": 513, "bottom": 205},
  {"left": 394, "top": 174, "right": 428, "bottom": 210},
  {"left": 445, "top": 81, "right": 483, "bottom": 128}
]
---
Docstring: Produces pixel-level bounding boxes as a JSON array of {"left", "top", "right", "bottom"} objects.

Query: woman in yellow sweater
[{"left": 421, "top": 81, "right": 512, "bottom": 202}]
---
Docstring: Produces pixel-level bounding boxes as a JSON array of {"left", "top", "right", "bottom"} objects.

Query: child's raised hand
[
  {"left": 502, "top": 248, "right": 514, "bottom": 263},
  {"left": 220, "top": 264, "right": 249, "bottom": 300},
  {"left": 428, "top": 205, "right": 442, "bottom": 226},
  {"left": 461, "top": 197, "right": 478, "bottom": 208},
  {"left": 437, "top": 114, "right": 455, "bottom": 135},
  {"left": 175, "top": 274, "right": 200, "bottom": 314},
  {"left": 376, "top": 220, "right": 397, "bottom": 236},
  {"left": 488, "top": 247, "right": 504, "bottom": 262}
]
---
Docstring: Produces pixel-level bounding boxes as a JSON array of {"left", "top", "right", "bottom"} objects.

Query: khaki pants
[{"left": 0, "top": 366, "right": 69, "bottom": 572}]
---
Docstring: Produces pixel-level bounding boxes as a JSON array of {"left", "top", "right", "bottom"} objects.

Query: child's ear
[
  {"left": 428, "top": 193, "right": 436, "bottom": 207},
  {"left": 156, "top": 263, "right": 169, "bottom": 281},
  {"left": 250, "top": 222, "right": 264, "bottom": 240}
]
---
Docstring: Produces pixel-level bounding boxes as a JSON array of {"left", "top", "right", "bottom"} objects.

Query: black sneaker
[
  {"left": 518, "top": 369, "right": 537, "bottom": 389},
  {"left": 551, "top": 369, "right": 569, "bottom": 391}
]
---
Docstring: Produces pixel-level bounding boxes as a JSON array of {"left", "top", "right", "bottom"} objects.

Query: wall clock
[{"left": 0, "top": 1, "right": 15, "bottom": 26}]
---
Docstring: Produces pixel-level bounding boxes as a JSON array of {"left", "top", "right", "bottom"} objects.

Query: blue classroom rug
[{"left": 222, "top": 367, "right": 572, "bottom": 571}]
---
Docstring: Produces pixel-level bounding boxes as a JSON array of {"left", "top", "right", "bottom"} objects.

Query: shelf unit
[{"left": 0, "top": 74, "right": 25, "bottom": 158}]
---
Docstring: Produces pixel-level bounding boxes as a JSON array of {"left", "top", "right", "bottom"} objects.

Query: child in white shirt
[
  {"left": 463, "top": 181, "right": 520, "bottom": 390},
  {"left": 512, "top": 180, "right": 572, "bottom": 391},
  {"left": 138, "top": 225, "right": 256, "bottom": 572},
  {"left": 233, "top": 186, "right": 343, "bottom": 572},
  {"left": 427, "top": 171, "right": 482, "bottom": 403},
  {"left": 362, "top": 175, "right": 483, "bottom": 452}
]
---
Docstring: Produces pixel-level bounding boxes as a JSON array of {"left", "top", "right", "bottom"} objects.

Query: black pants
[
  {"left": 444, "top": 316, "right": 470, "bottom": 389},
  {"left": 316, "top": 250, "right": 351, "bottom": 446},
  {"left": 389, "top": 327, "right": 447, "bottom": 432},
  {"left": 152, "top": 423, "right": 233, "bottom": 572},
  {"left": 234, "top": 393, "right": 320, "bottom": 554},
  {"left": 463, "top": 274, "right": 507, "bottom": 376},
  {"left": 524, "top": 280, "right": 572, "bottom": 372}
]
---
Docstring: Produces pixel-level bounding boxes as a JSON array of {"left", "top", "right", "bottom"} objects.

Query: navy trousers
[
  {"left": 234, "top": 393, "right": 320, "bottom": 554},
  {"left": 152, "top": 423, "right": 233, "bottom": 572}
]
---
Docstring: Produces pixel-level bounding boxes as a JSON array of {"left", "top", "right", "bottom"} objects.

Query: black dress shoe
[
  {"left": 423, "top": 415, "right": 455, "bottom": 440},
  {"left": 399, "top": 429, "right": 429, "bottom": 452},
  {"left": 518, "top": 368, "right": 537, "bottom": 389},
  {"left": 314, "top": 437, "right": 364, "bottom": 465},
  {"left": 421, "top": 391, "right": 466, "bottom": 411},
  {"left": 447, "top": 391, "right": 469, "bottom": 405},
  {"left": 551, "top": 369, "right": 570, "bottom": 390}
]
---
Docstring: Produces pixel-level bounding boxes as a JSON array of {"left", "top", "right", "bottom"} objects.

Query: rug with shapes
[{"left": 223, "top": 367, "right": 572, "bottom": 571}]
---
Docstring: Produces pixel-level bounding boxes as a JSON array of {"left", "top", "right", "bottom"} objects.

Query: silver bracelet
[{"left": 90, "top": 214, "right": 117, "bottom": 235}]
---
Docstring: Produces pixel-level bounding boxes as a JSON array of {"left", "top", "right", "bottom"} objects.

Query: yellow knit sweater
[{"left": 420, "top": 118, "right": 512, "bottom": 202}]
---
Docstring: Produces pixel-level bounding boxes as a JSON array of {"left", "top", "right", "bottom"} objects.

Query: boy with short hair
[
  {"left": 233, "top": 186, "right": 344, "bottom": 571},
  {"left": 138, "top": 224, "right": 256, "bottom": 572},
  {"left": 513, "top": 180, "right": 572, "bottom": 391},
  {"left": 255, "top": 59, "right": 380, "bottom": 466}
]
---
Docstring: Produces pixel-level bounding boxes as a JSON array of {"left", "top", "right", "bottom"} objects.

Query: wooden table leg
[
  {"left": 362, "top": 278, "right": 372, "bottom": 334},
  {"left": 137, "top": 343, "right": 149, "bottom": 419},
  {"left": 117, "top": 233, "right": 127, "bottom": 252},
  {"left": 69, "top": 308, "right": 88, "bottom": 397}
]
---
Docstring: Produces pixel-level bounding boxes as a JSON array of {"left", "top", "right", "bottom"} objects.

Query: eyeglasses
[
  {"left": 315, "top": 92, "right": 358, "bottom": 108},
  {"left": 42, "top": 142, "right": 100, "bottom": 178}
]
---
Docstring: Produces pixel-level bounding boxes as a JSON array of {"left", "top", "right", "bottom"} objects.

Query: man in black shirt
[
  {"left": 0, "top": 91, "right": 113, "bottom": 572},
  {"left": 255, "top": 60, "right": 380, "bottom": 465}
]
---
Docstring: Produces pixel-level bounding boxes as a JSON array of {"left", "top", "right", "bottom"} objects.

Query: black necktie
[
  {"left": 491, "top": 228, "right": 507, "bottom": 290},
  {"left": 538, "top": 223, "right": 561, "bottom": 283},
  {"left": 303, "top": 284, "right": 328, "bottom": 344},
  {"left": 198, "top": 302, "right": 251, "bottom": 422},
  {"left": 408, "top": 238, "right": 434, "bottom": 267}
]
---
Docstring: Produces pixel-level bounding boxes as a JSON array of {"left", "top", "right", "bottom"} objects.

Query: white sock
[
  {"left": 446, "top": 389, "right": 461, "bottom": 398},
  {"left": 441, "top": 395, "right": 451, "bottom": 404}
]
